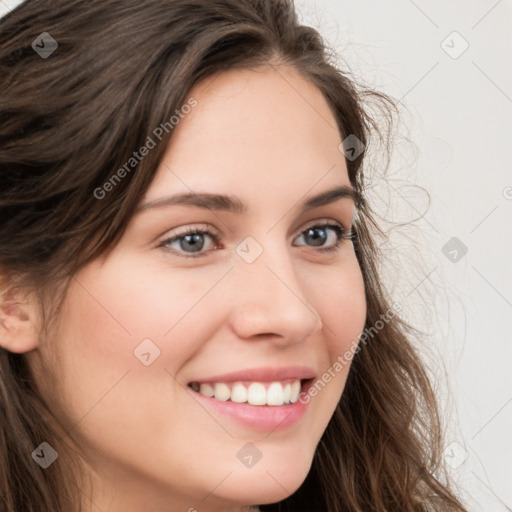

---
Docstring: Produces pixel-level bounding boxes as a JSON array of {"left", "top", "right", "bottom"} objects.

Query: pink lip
[
  {"left": 188, "top": 379, "right": 314, "bottom": 431},
  {"left": 188, "top": 365, "right": 316, "bottom": 384}
]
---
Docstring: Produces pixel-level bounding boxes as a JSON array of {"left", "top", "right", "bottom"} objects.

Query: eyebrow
[{"left": 136, "top": 185, "right": 360, "bottom": 215}]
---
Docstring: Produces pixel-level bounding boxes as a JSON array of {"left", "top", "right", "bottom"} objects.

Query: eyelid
[
  {"left": 298, "top": 217, "right": 350, "bottom": 233},
  {"left": 158, "top": 218, "right": 349, "bottom": 243},
  {"left": 161, "top": 222, "right": 220, "bottom": 239}
]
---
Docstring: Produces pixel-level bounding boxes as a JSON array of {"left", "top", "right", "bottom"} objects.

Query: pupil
[
  {"left": 182, "top": 233, "right": 204, "bottom": 252},
  {"left": 307, "top": 227, "right": 326, "bottom": 247}
]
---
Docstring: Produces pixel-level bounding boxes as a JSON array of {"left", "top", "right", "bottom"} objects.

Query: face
[{"left": 28, "top": 65, "right": 366, "bottom": 511}]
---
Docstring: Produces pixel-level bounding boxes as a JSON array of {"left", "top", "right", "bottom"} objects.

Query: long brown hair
[{"left": 0, "top": 0, "right": 469, "bottom": 510}]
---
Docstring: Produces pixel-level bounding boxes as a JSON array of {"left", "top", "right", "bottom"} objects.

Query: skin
[{"left": 2, "top": 64, "right": 366, "bottom": 511}]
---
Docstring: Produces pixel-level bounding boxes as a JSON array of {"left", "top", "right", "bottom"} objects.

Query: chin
[{"left": 211, "top": 455, "right": 312, "bottom": 506}]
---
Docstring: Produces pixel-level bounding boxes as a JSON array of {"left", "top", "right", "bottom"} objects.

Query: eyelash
[{"left": 159, "top": 220, "right": 354, "bottom": 260}]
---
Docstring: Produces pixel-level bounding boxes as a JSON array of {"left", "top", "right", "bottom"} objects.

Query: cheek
[
  {"left": 66, "top": 255, "right": 206, "bottom": 353},
  {"left": 48, "top": 254, "right": 227, "bottom": 427},
  {"left": 311, "top": 256, "right": 366, "bottom": 397},
  {"left": 91, "top": 254, "right": 222, "bottom": 338},
  {"left": 315, "top": 255, "right": 367, "bottom": 356},
  {"left": 41, "top": 259, "right": 207, "bottom": 465}
]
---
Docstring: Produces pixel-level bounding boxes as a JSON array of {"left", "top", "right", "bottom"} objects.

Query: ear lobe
[{"left": 0, "top": 285, "right": 41, "bottom": 354}]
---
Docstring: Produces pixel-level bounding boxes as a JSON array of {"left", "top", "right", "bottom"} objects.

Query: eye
[
  {"left": 160, "top": 225, "right": 220, "bottom": 259},
  {"left": 293, "top": 221, "right": 352, "bottom": 253},
  {"left": 159, "top": 221, "right": 354, "bottom": 259}
]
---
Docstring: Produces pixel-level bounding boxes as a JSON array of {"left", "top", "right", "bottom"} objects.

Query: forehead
[
  {"left": 173, "top": 64, "right": 341, "bottom": 158},
  {"left": 144, "top": 65, "right": 350, "bottom": 209}
]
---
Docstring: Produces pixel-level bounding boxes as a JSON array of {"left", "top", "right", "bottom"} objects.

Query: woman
[{"left": 0, "top": 0, "right": 469, "bottom": 510}]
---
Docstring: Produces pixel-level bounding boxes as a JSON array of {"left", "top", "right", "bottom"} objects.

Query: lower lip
[{"left": 188, "top": 380, "right": 313, "bottom": 431}]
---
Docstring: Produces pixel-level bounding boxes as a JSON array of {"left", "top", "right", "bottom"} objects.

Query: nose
[{"left": 227, "top": 240, "right": 323, "bottom": 345}]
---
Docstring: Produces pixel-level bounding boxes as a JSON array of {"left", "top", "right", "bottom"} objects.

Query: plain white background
[{"left": 1, "top": 1, "right": 511, "bottom": 510}]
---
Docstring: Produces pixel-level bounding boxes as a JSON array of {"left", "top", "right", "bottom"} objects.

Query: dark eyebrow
[{"left": 136, "top": 185, "right": 360, "bottom": 215}]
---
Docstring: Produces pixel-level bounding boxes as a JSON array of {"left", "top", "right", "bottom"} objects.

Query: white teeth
[
  {"left": 282, "top": 383, "right": 291, "bottom": 404},
  {"left": 231, "top": 382, "right": 248, "bottom": 403},
  {"left": 199, "top": 383, "right": 214, "bottom": 397},
  {"left": 267, "top": 382, "right": 285, "bottom": 406},
  {"left": 192, "top": 379, "right": 303, "bottom": 406},
  {"left": 247, "top": 382, "right": 267, "bottom": 405},
  {"left": 290, "top": 380, "right": 301, "bottom": 403},
  {"left": 214, "top": 383, "right": 230, "bottom": 402}
]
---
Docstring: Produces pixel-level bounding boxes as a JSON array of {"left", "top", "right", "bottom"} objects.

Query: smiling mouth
[{"left": 187, "top": 378, "right": 312, "bottom": 406}]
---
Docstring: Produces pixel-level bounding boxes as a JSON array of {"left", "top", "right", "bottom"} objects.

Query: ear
[{"left": 0, "top": 283, "right": 41, "bottom": 354}]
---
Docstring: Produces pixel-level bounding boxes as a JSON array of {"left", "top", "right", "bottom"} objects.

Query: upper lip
[{"left": 188, "top": 366, "right": 316, "bottom": 384}]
